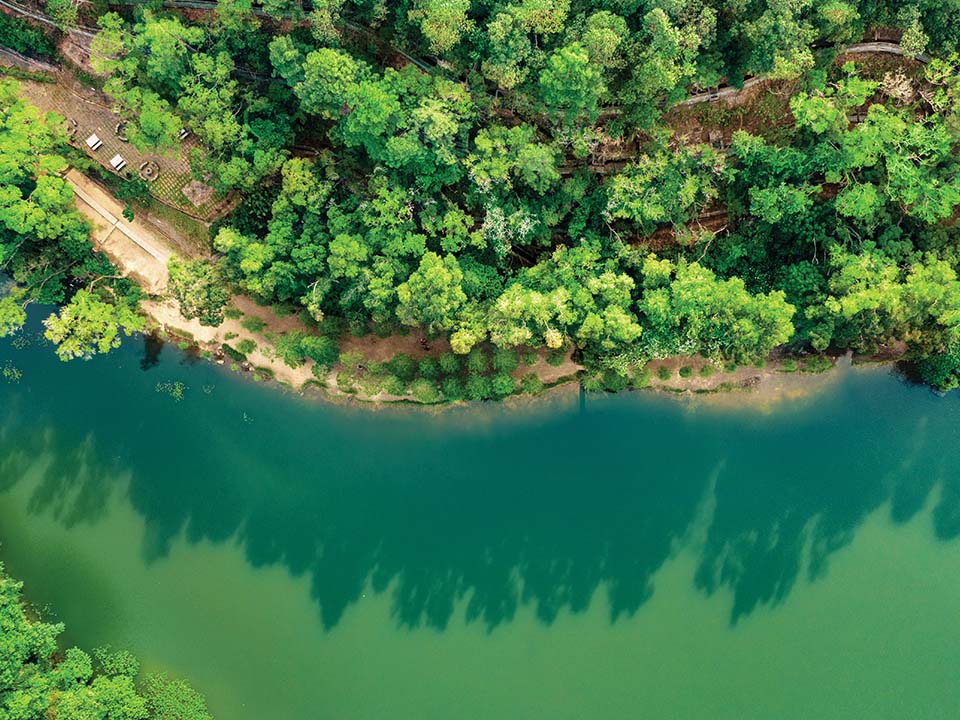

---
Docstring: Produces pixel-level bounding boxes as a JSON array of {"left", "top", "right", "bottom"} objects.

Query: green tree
[
  {"left": 168, "top": 257, "right": 231, "bottom": 326},
  {"left": 395, "top": 252, "right": 467, "bottom": 331},
  {"left": 43, "top": 290, "right": 145, "bottom": 361}
]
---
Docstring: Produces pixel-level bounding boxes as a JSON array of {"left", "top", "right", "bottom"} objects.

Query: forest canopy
[{"left": 5, "top": 0, "right": 960, "bottom": 390}]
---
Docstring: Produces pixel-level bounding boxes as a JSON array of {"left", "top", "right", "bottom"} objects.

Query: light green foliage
[
  {"left": 0, "top": 564, "right": 210, "bottom": 720},
  {"left": 639, "top": 257, "right": 795, "bottom": 362},
  {"left": 539, "top": 43, "right": 604, "bottom": 124},
  {"left": 0, "top": 294, "right": 26, "bottom": 337},
  {"left": 607, "top": 145, "right": 723, "bottom": 233},
  {"left": 409, "top": 0, "right": 472, "bottom": 53},
  {"left": 396, "top": 252, "right": 467, "bottom": 331},
  {"left": 43, "top": 290, "right": 145, "bottom": 361},
  {"left": 467, "top": 125, "right": 560, "bottom": 196},
  {"left": 168, "top": 257, "right": 230, "bottom": 327}
]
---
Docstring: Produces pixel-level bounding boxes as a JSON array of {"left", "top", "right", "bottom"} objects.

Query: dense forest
[
  {"left": 0, "top": 564, "right": 212, "bottom": 719},
  {"left": 3, "top": 0, "right": 960, "bottom": 393}
]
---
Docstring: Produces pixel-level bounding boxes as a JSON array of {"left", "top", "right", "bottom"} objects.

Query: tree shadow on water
[{"left": 2, "top": 380, "right": 959, "bottom": 635}]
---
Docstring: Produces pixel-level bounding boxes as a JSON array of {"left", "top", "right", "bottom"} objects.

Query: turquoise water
[{"left": 1, "top": 310, "right": 959, "bottom": 719}]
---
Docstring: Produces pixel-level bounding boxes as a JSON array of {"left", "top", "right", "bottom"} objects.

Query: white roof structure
[
  {"left": 110, "top": 155, "right": 127, "bottom": 171},
  {"left": 86, "top": 134, "right": 103, "bottom": 150}
]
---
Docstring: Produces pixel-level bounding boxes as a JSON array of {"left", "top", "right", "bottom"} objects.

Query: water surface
[{"left": 1, "top": 313, "right": 959, "bottom": 719}]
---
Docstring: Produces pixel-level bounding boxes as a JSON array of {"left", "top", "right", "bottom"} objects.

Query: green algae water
[{"left": 1, "top": 311, "right": 959, "bottom": 719}]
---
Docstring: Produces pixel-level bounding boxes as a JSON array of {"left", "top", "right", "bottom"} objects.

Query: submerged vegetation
[
  {"left": 0, "top": 564, "right": 212, "bottom": 720},
  {"left": 2, "top": 1, "right": 960, "bottom": 393}
]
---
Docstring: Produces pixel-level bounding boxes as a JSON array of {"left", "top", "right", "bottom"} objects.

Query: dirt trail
[{"left": 68, "top": 170, "right": 319, "bottom": 387}]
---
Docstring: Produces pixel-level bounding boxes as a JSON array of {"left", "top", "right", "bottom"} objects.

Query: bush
[
  {"left": 699, "top": 364, "right": 715, "bottom": 378},
  {"left": 418, "top": 357, "right": 440, "bottom": 379},
  {"left": 522, "top": 350, "right": 539, "bottom": 366},
  {"left": 546, "top": 350, "right": 566, "bottom": 367},
  {"left": 382, "top": 374, "right": 407, "bottom": 396},
  {"left": 411, "top": 378, "right": 441, "bottom": 403},
  {"left": 300, "top": 335, "right": 339, "bottom": 368},
  {"left": 724, "top": 361, "right": 738, "bottom": 373},
  {"left": 439, "top": 351, "right": 461, "bottom": 375},
  {"left": 800, "top": 355, "right": 834, "bottom": 373},
  {"left": 631, "top": 366, "right": 651, "bottom": 388},
  {"left": 603, "top": 369, "right": 629, "bottom": 391},
  {"left": 491, "top": 371, "right": 516, "bottom": 397},
  {"left": 467, "top": 347, "right": 489, "bottom": 374},
  {"left": 519, "top": 372, "right": 544, "bottom": 394},
  {"left": 275, "top": 332, "right": 306, "bottom": 367},
  {"left": 465, "top": 373, "right": 492, "bottom": 400},
  {"left": 237, "top": 338, "right": 256, "bottom": 354},
  {"left": 679, "top": 365, "right": 693, "bottom": 378},
  {"left": 386, "top": 353, "right": 417, "bottom": 382},
  {"left": 241, "top": 316, "right": 266, "bottom": 333},
  {"left": 223, "top": 308, "right": 242, "bottom": 320},
  {"left": 221, "top": 344, "right": 246, "bottom": 362},
  {"left": 915, "top": 343, "right": 960, "bottom": 391},
  {"left": 491, "top": 347, "right": 520, "bottom": 373},
  {"left": 441, "top": 376, "right": 465, "bottom": 399},
  {"left": 656, "top": 365, "right": 671, "bottom": 380},
  {"left": 780, "top": 358, "right": 798, "bottom": 373}
]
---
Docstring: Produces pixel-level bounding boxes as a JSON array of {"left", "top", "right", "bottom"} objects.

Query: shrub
[
  {"left": 522, "top": 350, "right": 539, "bottom": 366},
  {"left": 519, "top": 372, "right": 544, "bottom": 394},
  {"left": 275, "top": 332, "right": 306, "bottom": 367},
  {"left": 418, "top": 357, "right": 440, "bottom": 379},
  {"left": 699, "top": 364, "right": 715, "bottom": 378},
  {"left": 223, "top": 308, "right": 242, "bottom": 320},
  {"left": 439, "top": 351, "right": 461, "bottom": 375},
  {"left": 386, "top": 353, "right": 417, "bottom": 382},
  {"left": 679, "top": 365, "right": 693, "bottom": 378},
  {"left": 237, "top": 338, "right": 256, "bottom": 354},
  {"left": 724, "top": 361, "right": 738, "bottom": 373},
  {"left": 441, "top": 377, "right": 465, "bottom": 399},
  {"left": 491, "top": 371, "right": 516, "bottom": 397},
  {"left": 603, "top": 369, "right": 629, "bottom": 391},
  {"left": 491, "top": 347, "right": 520, "bottom": 373},
  {"left": 656, "top": 365, "right": 671, "bottom": 380},
  {"left": 411, "top": 378, "right": 441, "bottom": 403},
  {"left": 300, "top": 335, "right": 340, "bottom": 368},
  {"left": 467, "top": 347, "right": 489, "bottom": 374},
  {"left": 241, "top": 316, "right": 266, "bottom": 333},
  {"left": 546, "top": 350, "right": 566, "bottom": 367},
  {"left": 780, "top": 358, "right": 798, "bottom": 373},
  {"left": 800, "top": 355, "right": 833, "bottom": 373},
  {"left": 221, "top": 344, "right": 246, "bottom": 362},
  {"left": 631, "top": 366, "right": 651, "bottom": 388},
  {"left": 382, "top": 374, "right": 407, "bottom": 396},
  {"left": 465, "top": 373, "right": 492, "bottom": 400}
]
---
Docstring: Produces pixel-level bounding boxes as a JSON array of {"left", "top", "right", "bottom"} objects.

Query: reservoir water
[{"left": 1, "top": 311, "right": 959, "bottom": 719}]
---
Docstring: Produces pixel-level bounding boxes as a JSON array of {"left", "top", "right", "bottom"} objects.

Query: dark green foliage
[
  {"left": 657, "top": 366, "right": 671, "bottom": 381},
  {"left": 441, "top": 376, "right": 465, "bottom": 399},
  {"left": 0, "top": 14, "right": 57, "bottom": 58},
  {"left": 679, "top": 366, "right": 694, "bottom": 378},
  {"left": 465, "top": 373, "right": 493, "bottom": 401},
  {"left": 386, "top": 353, "right": 418, "bottom": 383},
  {"left": 519, "top": 372, "right": 544, "bottom": 394},
  {"left": 491, "top": 371, "right": 516, "bottom": 397},
  {"left": 491, "top": 348, "right": 520, "bottom": 373}
]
